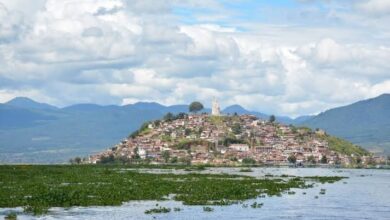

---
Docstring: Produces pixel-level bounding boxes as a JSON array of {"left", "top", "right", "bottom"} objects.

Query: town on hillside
[{"left": 86, "top": 100, "right": 385, "bottom": 167}]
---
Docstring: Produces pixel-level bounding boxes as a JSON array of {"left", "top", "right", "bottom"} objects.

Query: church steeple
[{"left": 211, "top": 98, "right": 221, "bottom": 116}]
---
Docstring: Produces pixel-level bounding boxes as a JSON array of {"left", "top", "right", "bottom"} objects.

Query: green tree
[
  {"left": 164, "top": 112, "right": 174, "bottom": 121},
  {"left": 74, "top": 157, "right": 82, "bottom": 164},
  {"left": 288, "top": 155, "right": 296, "bottom": 164},
  {"left": 133, "top": 147, "right": 140, "bottom": 160},
  {"left": 170, "top": 156, "right": 178, "bottom": 163},
  {"left": 162, "top": 150, "right": 170, "bottom": 163},
  {"left": 320, "top": 155, "right": 328, "bottom": 164},
  {"left": 185, "top": 128, "right": 192, "bottom": 136},
  {"left": 232, "top": 123, "right": 242, "bottom": 135},
  {"left": 98, "top": 154, "right": 115, "bottom": 164},
  {"left": 307, "top": 155, "right": 316, "bottom": 164},
  {"left": 269, "top": 115, "right": 276, "bottom": 123},
  {"left": 189, "top": 101, "right": 204, "bottom": 114},
  {"left": 242, "top": 158, "right": 256, "bottom": 165},
  {"left": 176, "top": 112, "right": 188, "bottom": 119}
]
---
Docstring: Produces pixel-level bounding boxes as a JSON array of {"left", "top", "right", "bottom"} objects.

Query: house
[{"left": 229, "top": 144, "right": 250, "bottom": 152}]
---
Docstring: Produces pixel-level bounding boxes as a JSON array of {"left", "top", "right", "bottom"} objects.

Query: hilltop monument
[{"left": 211, "top": 98, "right": 221, "bottom": 116}]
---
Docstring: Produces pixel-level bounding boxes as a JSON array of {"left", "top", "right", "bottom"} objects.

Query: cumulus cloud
[
  {"left": 355, "top": 0, "right": 390, "bottom": 16},
  {"left": 0, "top": 0, "right": 389, "bottom": 117}
]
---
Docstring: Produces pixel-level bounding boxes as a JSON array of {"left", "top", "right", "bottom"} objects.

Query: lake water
[{"left": 1, "top": 168, "right": 389, "bottom": 220}]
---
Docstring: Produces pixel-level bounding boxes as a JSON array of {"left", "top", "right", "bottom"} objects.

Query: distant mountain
[
  {"left": 222, "top": 104, "right": 307, "bottom": 124},
  {"left": 301, "top": 94, "right": 390, "bottom": 154},
  {"left": 293, "top": 115, "right": 314, "bottom": 123},
  {"left": 223, "top": 104, "right": 268, "bottom": 118},
  {"left": 0, "top": 104, "right": 57, "bottom": 129},
  {"left": 6, "top": 97, "right": 57, "bottom": 111}
]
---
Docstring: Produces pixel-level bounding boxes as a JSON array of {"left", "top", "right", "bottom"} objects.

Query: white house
[{"left": 229, "top": 144, "right": 250, "bottom": 152}]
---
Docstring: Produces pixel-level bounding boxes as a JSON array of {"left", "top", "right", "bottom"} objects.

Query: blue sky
[{"left": 0, "top": 0, "right": 389, "bottom": 117}]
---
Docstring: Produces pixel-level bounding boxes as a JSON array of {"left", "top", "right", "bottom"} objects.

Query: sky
[{"left": 0, "top": 0, "right": 389, "bottom": 117}]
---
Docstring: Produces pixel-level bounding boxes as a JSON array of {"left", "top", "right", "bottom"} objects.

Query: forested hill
[{"left": 301, "top": 94, "right": 390, "bottom": 154}]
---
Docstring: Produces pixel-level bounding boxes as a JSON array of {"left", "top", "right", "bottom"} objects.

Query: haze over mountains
[{"left": 0, "top": 94, "right": 389, "bottom": 163}]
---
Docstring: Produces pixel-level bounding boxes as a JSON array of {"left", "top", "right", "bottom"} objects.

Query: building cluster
[{"left": 89, "top": 112, "right": 378, "bottom": 166}]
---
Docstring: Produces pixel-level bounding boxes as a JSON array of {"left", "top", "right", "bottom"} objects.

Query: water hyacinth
[{"left": 0, "top": 165, "right": 346, "bottom": 216}]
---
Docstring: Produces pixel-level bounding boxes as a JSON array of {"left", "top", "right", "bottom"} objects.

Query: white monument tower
[{"left": 211, "top": 98, "right": 221, "bottom": 116}]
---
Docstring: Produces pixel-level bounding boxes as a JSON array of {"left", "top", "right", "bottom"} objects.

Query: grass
[{"left": 0, "top": 165, "right": 346, "bottom": 216}]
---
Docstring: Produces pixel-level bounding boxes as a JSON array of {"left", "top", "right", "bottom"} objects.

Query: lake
[{"left": 1, "top": 168, "right": 389, "bottom": 220}]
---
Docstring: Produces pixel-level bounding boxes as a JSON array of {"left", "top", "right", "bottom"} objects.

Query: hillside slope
[{"left": 302, "top": 94, "right": 390, "bottom": 154}]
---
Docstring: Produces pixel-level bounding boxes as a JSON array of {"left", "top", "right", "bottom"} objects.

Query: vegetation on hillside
[{"left": 318, "top": 134, "right": 369, "bottom": 156}]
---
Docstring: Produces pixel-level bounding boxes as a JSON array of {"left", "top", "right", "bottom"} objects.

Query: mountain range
[{"left": 0, "top": 94, "right": 389, "bottom": 163}]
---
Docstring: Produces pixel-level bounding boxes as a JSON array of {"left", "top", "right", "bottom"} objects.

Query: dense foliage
[{"left": 189, "top": 101, "right": 204, "bottom": 113}]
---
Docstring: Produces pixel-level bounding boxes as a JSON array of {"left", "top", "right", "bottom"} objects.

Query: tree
[
  {"left": 70, "top": 157, "right": 82, "bottom": 164},
  {"left": 356, "top": 156, "right": 362, "bottom": 164},
  {"left": 242, "top": 158, "right": 256, "bottom": 165},
  {"left": 320, "top": 155, "right": 328, "bottom": 164},
  {"left": 170, "top": 156, "right": 178, "bottom": 164},
  {"left": 176, "top": 112, "right": 188, "bottom": 119},
  {"left": 99, "top": 154, "right": 115, "bottom": 164},
  {"left": 185, "top": 128, "right": 192, "bottom": 136},
  {"left": 189, "top": 101, "right": 204, "bottom": 114},
  {"left": 288, "top": 155, "right": 296, "bottom": 164},
  {"left": 74, "top": 157, "right": 82, "bottom": 164},
  {"left": 162, "top": 150, "right": 170, "bottom": 163},
  {"left": 307, "top": 155, "right": 316, "bottom": 164},
  {"left": 334, "top": 155, "right": 341, "bottom": 165},
  {"left": 269, "top": 115, "right": 276, "bottom": 123},
  {"left": 232, "top": 123, "right": 242, "bottom": 135},
  {"left": 132, "top": 147, "right": 140, "bottom": 159},
  {"left": 163, "top": 112, "right": 174, "bottom": 121}
]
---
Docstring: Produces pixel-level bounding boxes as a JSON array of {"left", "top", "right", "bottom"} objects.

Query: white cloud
[
  {"left": 356, "top": 0, "right": 390, "bottom": 16},
  {"left": 0, "top": 0, "right": 389, "bottom": 117}
]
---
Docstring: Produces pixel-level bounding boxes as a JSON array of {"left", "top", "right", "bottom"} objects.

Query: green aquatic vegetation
[
  {"left": 0, "top": 165, "right": 345, "bottom": 215},
  {"left": 203, "top": 206, "right": 214, "bottom": 212},
  {"left": 250, "top": 202, "right": 263, "bottom": 208},
  {"left": 173, "top": 207, "right": 182, "bottom": 212},
  {"left": 5, "top": 212, "right": 17, "bottom": 220},
  {"left": 319, "top": 189, "right": 326, "bottom": 195},
  {"left": 280, "top": 174, "right": 295, "bottom": 178},
  {"left": 304, "top": 176, "right": 347, "bottom": 184},
  {"left": 145, "top": 207, "right": 171, "bottom": 214},
  {"left": 239, "top": 168, "right": 253, "bottom": 172},
  {"left": 184, "top": 165, "right": 207, "bottom": 171},
  {"left": 23, "top": 205, "right": 49, "bottom": 216}
]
